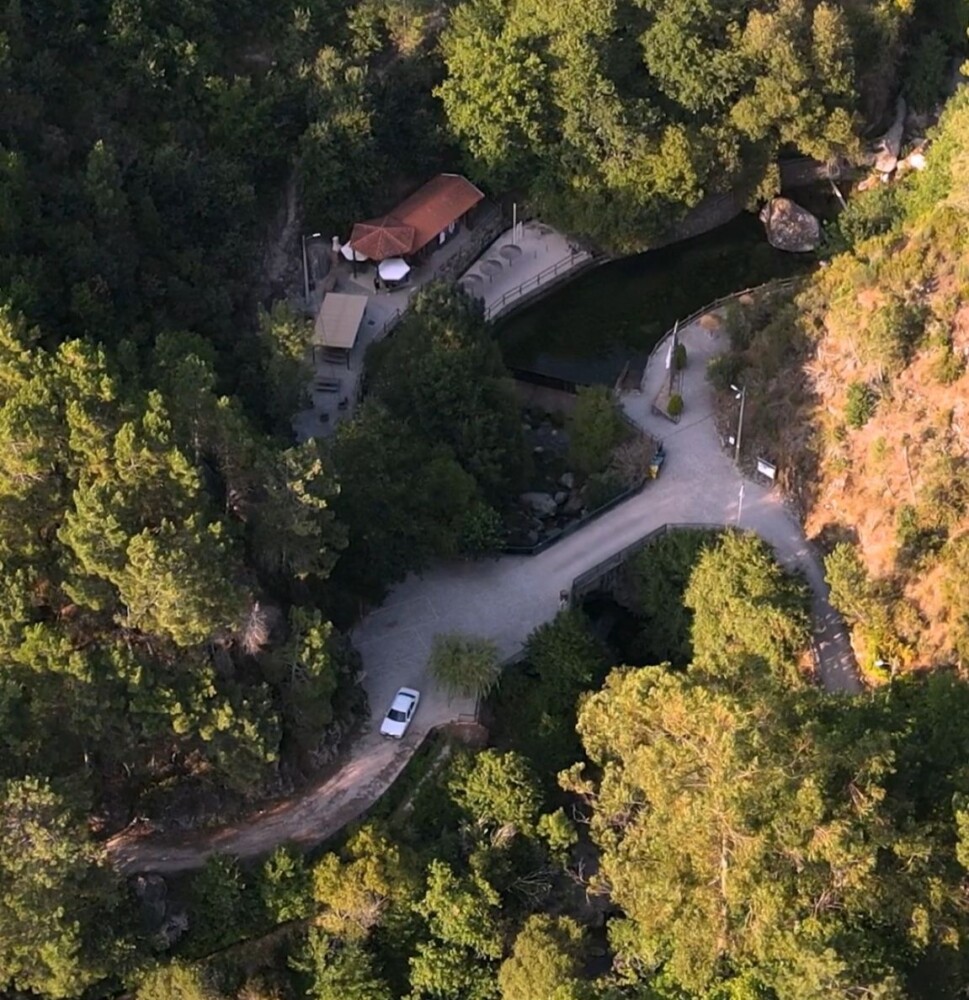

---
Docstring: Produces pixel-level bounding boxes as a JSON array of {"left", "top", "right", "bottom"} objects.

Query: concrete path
[{"left": 107, "top": 312, "right": 858, "bottom": 874}]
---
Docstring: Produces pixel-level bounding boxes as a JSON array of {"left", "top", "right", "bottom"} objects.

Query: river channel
[{"left": 496, "top": 211, "right": 817, "bottom": 388}]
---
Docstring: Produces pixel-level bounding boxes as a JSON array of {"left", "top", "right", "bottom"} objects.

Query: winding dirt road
[{"left": 106, "top": 311, "right": 859, "bottom": 874}]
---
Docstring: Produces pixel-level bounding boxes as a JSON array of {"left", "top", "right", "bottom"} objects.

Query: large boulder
[
  {"left": 520, "top": 492, "right": 558, "bottom": 517},
  {"left": 760, "top": 198, "right": 820, "bottom": 253}
]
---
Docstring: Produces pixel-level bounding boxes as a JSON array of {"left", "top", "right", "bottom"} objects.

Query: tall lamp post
[
  {"left": 302, "top": 232, "right": 322, "bottom": 306},
  {"left": 730, "top": 383, "right": 746, "bottom": 465}
]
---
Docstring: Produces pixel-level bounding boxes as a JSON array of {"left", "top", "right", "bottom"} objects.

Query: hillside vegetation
[{"left": 718, "top": 87, "right": 969, "bottom": 676}]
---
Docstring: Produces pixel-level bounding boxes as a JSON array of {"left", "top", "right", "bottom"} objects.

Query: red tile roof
[
  {"left": 395, "top": 174, "right": 485, "bottom": 254},
  {"left": 348, "top": 215, "right": 416, "bottom": 261}
]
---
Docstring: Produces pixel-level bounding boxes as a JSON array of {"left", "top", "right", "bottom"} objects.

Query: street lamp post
[
  {"left": 302, "top": 232, "right": 322, "bottom": 306},
  {"left": 730, "top": 383, "right": 746, "bottom": 465}
]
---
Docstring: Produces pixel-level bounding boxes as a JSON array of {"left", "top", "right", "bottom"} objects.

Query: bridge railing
[
  {"left": 570, "top": 522, "right": 725, "bottom": 604},
  {"left": 483, "top": 250, "right": 596, "bottom": 321}
]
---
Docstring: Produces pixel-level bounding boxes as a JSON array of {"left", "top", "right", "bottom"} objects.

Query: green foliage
[
  {"left": 447, "top": 749, "right": 543, "bottom": 836},
  {"left": 706, "top": 354, "right": 746, "bottom": 393},
  {"left": 902, "top": 88, "right": 969, "bottom": 219},
  {"left": 825, "top": 542, "right": 879, "bottom": 625},
  {"left": 566, "top": 665, "right": 955, "bottom": 998},
  {"left": 844, "top": 380, "right": 877, "bottom": 428},
  {"left": 187, "top": 854, "right": 253, "bottom": 954},
  {"left": 259, "top": 846, "right": 313, "bottom": 925},
  {"left": 567, "top": 386, "right": 627, "bottom": 476},
  {"left": 367, "top": 283, "right": 527, "bottom": 502},
  {"left": 685, "top": 531, "right": 810, "bottom": 682},
  {"left": 930, "top": 335, "right": 966, "bottom": 384},
  {"left": 408, "top": 939, "right": 499, "bottom": 1000},
  {"left": 258, "top": 303, "right": 312, "bottom": 432},
  {"left": 136, "top": 963, "right": 223, "bottom": 1000},
  {"left": 861, "top": 295, "right": 929, "bottom": 373},
  {"left": 582, "top": 471, "right": 627, "bottom": 511},
  {"left": 903, "top": 31, "right": 950, "bottom": 112},
  {"left": 312, "top": 824, "right": 418, "bottom": 942},
  {"left": 535, "top": 810, "right": 578, "bottom": 866},
  {"left": 296, "top": 930, "right": 392, "bottom": 1000},
  {"left": 498, "top": 915, "right": 586, "bottom": 1000},
  {"left": 417, "top": 861, "right": 503, "bottom": 959},
  {"left": 437, "top": 0, "right": 903, "bottom": 251},
  {"left": 334, "top": 283, "right": 524, "bottom": 598},
  {"left": 331, "top": 404, "right": 485, "bottom": 601},
  {"left": 621, "top": 528, "right": 720, "bottom": 666},
  {"left": 824, "top": 543, "right": 907, "bottom": 675},
  {"left": 262, "top": 608, "right": 342, "bottom": 753},
  {"left": 429, "top": 632, "right": 501, "bottom": 701},
  {"left": 0, "top": 777, "right": 126, "bottom": 998},
  {"left": 674, "top": 343, "right": 688, "bottom": 371},
  {"left": 835, "top": 185, "right": 901, "bottom": 247},
  {"left": 666, "top": 393, "right": 684, "bottom": 417},
  {"left": 490, "top": 610, "right": 609, "bottom": 777}
]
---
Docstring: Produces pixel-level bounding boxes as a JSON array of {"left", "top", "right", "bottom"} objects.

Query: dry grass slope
[{"left": 717, "top": 90, "right": 969, "bottom": 674}]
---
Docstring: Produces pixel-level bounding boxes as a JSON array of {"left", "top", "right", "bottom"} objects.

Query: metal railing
[
  {"left": 484, "top": 250, "right": 597, "bottom": 321},
  {"left": 502, "top": 408, "right": 652, "bottom": 556},
  {"left": 643, "top": 277, "right": 801, "bottom": 369},
  {"left": 570, "top": 522, "right": 724, "bottom": 602}
]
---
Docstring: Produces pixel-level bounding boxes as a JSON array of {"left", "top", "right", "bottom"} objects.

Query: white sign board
[{"left": 756, "top": 458, "right": 777, "bottom": 481}]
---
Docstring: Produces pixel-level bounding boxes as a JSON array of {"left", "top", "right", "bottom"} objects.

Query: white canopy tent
[{"left": 377, "top": 257, "right": 411, "bottom": 281}]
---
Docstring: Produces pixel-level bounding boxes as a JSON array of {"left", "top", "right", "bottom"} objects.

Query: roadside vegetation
[
  {"left": 118, "top": 531, "right": 969, "bottom": 1000},
  {"left": 709, "top": 86, "right": 969, "bottom": 676},
  {"left": 2, "top": 0, "right": 968, "bottom": 996}
]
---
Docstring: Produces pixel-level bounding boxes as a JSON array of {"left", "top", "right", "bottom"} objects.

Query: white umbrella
[
  {"left": 378, "top": 257, "right": 411, "bottom": 281},
  {"left": 340, "top": 242, "right": 369, "bottom": 262}
]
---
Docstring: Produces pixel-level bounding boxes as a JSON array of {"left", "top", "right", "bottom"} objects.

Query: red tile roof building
[{"left": 348, "top": 174, "right": 485, "bottom": 261}]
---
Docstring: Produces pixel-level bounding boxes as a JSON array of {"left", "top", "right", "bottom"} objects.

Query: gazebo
[{"left": 347, "top": 216, "right": 415, "bottom": 262}]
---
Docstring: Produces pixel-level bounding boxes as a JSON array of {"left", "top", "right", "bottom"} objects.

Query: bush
[
  {"left": 674, "top": 343, "right": 687, "bottom": 370},
  {"left": 863, "top": 297, "right": 928, "bottom": 372},
  {"left": 706, "top": 354, "right": 745, "bottom": 393},
  {"left": 904, "top": 31, "right": 950, "bottom": 112},
  {"left": 459, "top": 501, "right": 504, "bottom": 555},
  {"left": 844, "top": 381, "right": 877, "bottom": 429},
  {"left": 835, "top": 186, "right": 901, "bottom": 247},
  {"left": 723, "top": 301, "right": 753, "bottom": 350},
  {"left": 429, "top": 633, "right": 501, "bottom": 700},
  {"left": 583, "top": 471, "right": 626, "bottom": 511},
  {"left": 567, "top": 386, "right": 626, "bottom": 476},
  {"left": 667, "top": 394, "right": 684, "bottom": 417},
  {"left": 930, "top": 340, "right": 966, "bottom": 385}
]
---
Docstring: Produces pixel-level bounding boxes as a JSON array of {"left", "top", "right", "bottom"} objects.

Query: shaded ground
[{"left": 107, "top": 308, "right": 859, "bottom": 875}]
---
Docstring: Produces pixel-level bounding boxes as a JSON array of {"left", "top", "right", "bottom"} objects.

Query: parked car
[{"left": 380, "top": 687, "right": 420, "bottom": 738}]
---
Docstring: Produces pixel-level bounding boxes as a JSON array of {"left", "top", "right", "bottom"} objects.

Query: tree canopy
[{"left": 438, "top": 0, "right": 912, "bottom": 251}]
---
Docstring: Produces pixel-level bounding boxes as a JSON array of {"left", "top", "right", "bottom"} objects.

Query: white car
[{"left": 379, "top": 687, "right": 420, "bottom": 738}]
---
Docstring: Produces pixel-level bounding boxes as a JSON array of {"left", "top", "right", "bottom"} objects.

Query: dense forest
[{"left": 2, "top": 0, "right": 969, "bottom": 997}]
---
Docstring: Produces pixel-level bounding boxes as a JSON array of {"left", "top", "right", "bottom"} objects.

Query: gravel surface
[{"left": 107, "top": 312, "right": 859, "bottom": 874}]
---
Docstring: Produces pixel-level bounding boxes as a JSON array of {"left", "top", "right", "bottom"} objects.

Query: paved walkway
[{"left": 107, "top": 312, "right": 858, "bottom": 874}]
